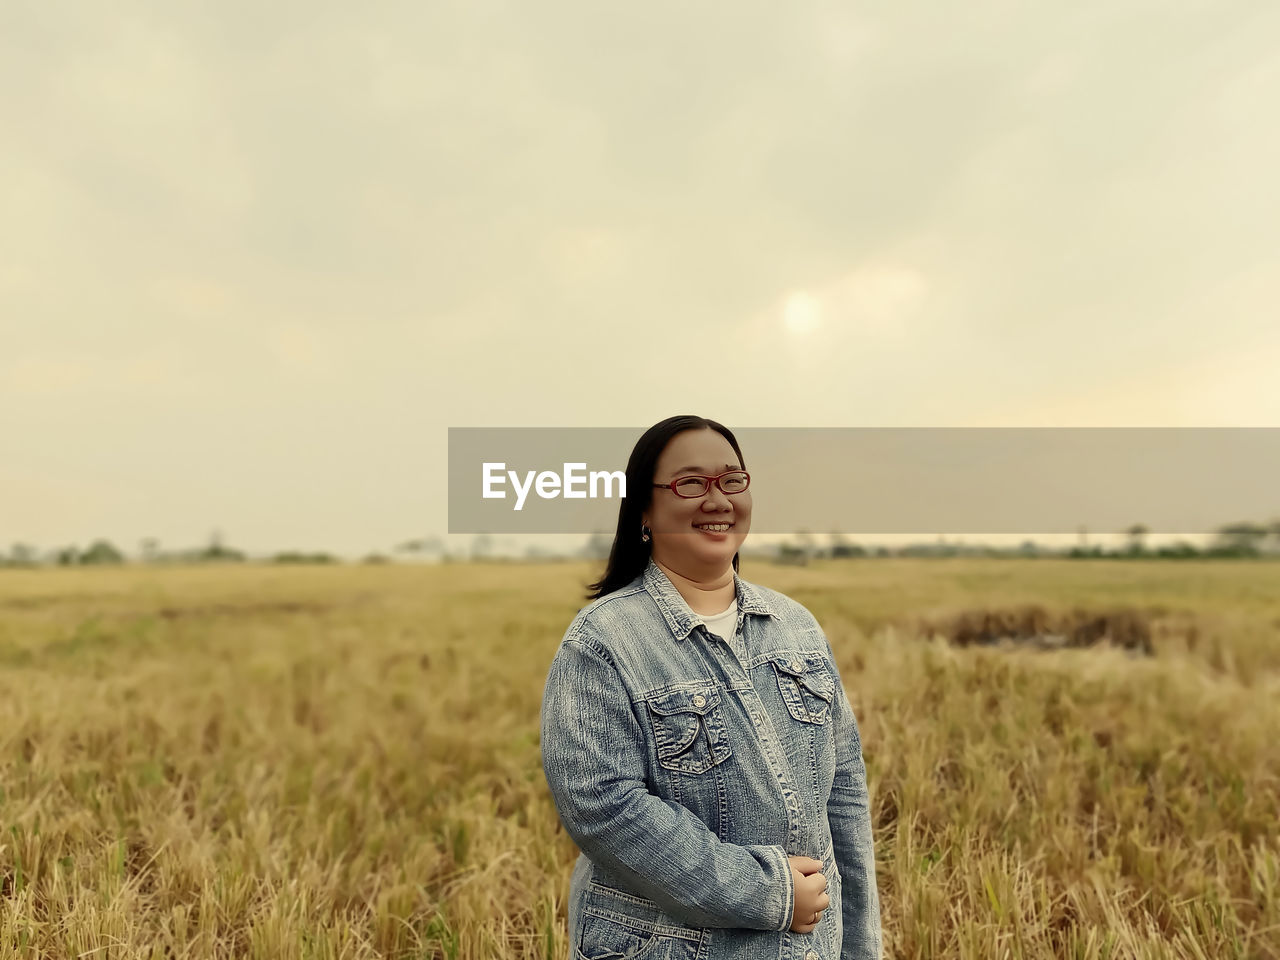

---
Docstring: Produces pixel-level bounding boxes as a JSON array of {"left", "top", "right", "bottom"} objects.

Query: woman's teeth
[{"left": 696, "top": 523, "right": 733, "bottom": 532}]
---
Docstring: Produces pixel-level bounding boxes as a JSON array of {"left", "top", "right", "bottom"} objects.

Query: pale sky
[{"left": 4, "top": 1, "right": 1279, "bottom": 558}]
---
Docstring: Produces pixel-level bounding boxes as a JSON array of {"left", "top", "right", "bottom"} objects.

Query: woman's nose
[{"left": 703, "top": 487, "right": 732, "bottom": 510}]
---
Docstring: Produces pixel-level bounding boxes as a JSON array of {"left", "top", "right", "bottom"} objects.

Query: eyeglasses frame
[{"left": 652, "top": 469, "right": 752, "bottom": 499}]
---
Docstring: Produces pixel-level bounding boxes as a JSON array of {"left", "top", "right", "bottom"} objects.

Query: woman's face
[{"left": 642, "top": 428, "right": 752, "bottom": 576}]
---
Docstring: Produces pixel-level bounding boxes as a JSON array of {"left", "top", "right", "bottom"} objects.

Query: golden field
[{"left": 0, "top": 558, "right": 1277, "bottom": 959}]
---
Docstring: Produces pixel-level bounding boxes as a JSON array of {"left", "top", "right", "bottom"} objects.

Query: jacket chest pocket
[
  {"left": 771, "top": 655, "right": 835, "bottom": 724},
  {"left": 644, "top": 683, "right": 732, "bottom": 775}
]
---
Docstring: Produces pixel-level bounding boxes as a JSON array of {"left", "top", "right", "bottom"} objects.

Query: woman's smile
[{"left": 693, "top": 521, "right": 734, "bottom": 537}]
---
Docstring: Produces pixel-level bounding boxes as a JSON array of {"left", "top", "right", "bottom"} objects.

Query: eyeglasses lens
[{"left": 673, "top": 472, "right": 749, "bottom": 497}]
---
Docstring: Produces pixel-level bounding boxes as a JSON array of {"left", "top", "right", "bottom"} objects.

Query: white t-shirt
[{"left": 701, "top": 596, "right": 742, "bottom": 661}]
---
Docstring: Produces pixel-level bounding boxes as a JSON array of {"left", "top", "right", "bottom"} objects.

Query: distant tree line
[
  {"left": 0, "top": 531, "right": 338, "bottom": 567},
  {"left": 3, "top": 519, "right": 1277, "bottom": 568},
  {"left": 1070, "top": 520, "right": 1280, "bottom": 559},
  {"left": 774, "top": 520, "right": 1280, "bottom": 564}
]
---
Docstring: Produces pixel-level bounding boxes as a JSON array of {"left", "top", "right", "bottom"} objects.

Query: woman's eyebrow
[{"left": 670, "top": 463, "right": 737, "bottom": 474}]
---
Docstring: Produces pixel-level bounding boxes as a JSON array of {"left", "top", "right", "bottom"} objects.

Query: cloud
[
  {"left": 820, "top": 261, "right": 932, "bottom": 334},
  {"left": 264, "top": 324, "right": 338, "bottom": 379},
  {"left": 2, "top": 355, "right": 94, "bottom": 396},
  {"left": 2, "top": 0, "right": 1278, "bottom": 551},
  {"left": 1, "top": 347, "right": 208, "bottom": 399}
]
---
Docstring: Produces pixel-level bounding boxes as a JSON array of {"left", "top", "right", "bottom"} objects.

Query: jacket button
[
  {"left": 805, "top": 951, "right": 820, "bottom": 960},
  {"left": 790, "top": 660, "right": 804, "bottom": 672},
  {"left": 692, "top": 694, "right": 706, "bottom": 708}
]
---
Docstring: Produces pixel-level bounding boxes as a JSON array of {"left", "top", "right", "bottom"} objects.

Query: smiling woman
[
  {"left": 643, "top": 429, "right": 753, "bottom": 580},
  {"left": 540, "top": 414, "right": 884, "bottom": 960}
]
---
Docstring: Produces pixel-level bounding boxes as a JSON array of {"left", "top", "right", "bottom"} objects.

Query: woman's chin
[
  {"left": 657, "top": 540, "right": 731, "bottom": 567},
  {"left": 693, "top": 539, "right": 741, "bottom": 565}
]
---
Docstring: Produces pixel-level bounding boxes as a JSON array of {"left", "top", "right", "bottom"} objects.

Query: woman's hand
[{"left": 787, "top": 855, "right": 830, "bottom": 933}]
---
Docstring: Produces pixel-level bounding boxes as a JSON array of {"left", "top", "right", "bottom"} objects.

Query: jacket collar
[{"left": 641, "top": 556, "right": 779, "bottom": 642}]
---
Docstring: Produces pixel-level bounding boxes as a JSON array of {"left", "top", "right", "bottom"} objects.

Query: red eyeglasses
[{"left": 652, "top": 470, "right": 751, "bottom": 499}]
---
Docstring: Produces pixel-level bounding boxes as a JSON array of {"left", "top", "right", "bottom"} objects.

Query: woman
[{"left": 541, "top": 415, "right": 882, "bottom": 960}]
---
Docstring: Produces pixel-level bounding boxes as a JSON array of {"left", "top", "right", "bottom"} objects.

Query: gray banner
[{"left": 448, "top": 427, "right": 1280, "bottom": 535}]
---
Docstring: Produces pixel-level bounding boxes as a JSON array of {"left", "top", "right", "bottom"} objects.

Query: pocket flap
[
  {"left": 645, "top": 684, "right": 721, "bottom": 717},
  {"left": 772, "top": 655, "right": 835, "bottom": 700},
  {"left": 771, "top": 655, "right": 808, "bottom": 678}
]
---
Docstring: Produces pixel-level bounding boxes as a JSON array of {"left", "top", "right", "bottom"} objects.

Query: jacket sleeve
[
  {"left": 823, "top": 634, "right": 884, "bottom": 960},
  {"left": 540, "top": 633, "right": 795, "bottom": 931}
]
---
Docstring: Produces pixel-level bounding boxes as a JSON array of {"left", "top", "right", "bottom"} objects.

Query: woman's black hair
[{"left": 584, "top": 415, "right": 746, "bottom": 602}]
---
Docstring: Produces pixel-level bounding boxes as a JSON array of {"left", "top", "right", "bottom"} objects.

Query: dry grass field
[{"left": 0, "top": 558, "right": 1277, "bottom": 959}]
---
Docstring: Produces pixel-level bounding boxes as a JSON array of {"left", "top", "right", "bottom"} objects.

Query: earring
[{"left": 641, "top": 524, "right": 651, "bottom": 543}]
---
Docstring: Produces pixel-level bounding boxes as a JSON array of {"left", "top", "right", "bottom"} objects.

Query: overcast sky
[{"left": 4, "top": 0, "right": 1278, "bottom": 557}]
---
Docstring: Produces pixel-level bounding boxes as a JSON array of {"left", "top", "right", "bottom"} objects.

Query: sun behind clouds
[{"left": 782, "top": 290, "right": 823, "bottom": 335}]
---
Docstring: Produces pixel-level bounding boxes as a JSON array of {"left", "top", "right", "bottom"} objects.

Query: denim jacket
[{"left": 541, "top": 558, "right": 882, "bottom": 960}]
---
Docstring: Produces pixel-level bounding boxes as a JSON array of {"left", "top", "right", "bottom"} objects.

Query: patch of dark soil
[
  {"left": 920, "top": 605, "right": 1158, "bottom": 655},
  {"left": 0, "top": 595, "right": 94, "bottom": 611},
  {"left": 152, "top": 600, "right": 329, "bottom": 619}
]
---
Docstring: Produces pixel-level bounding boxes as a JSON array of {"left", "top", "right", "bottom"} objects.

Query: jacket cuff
[{"left": 773, "top": 844, "right": 795, "bottom": 932}]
